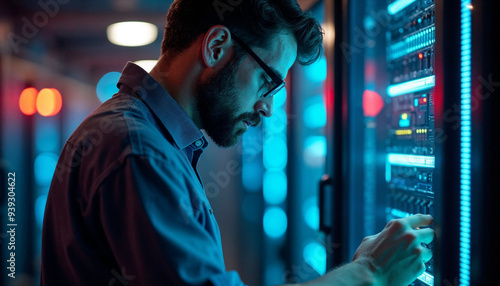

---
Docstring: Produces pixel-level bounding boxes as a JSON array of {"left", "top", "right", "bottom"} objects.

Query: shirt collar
[{"left": 117, "top": 62, "right": 208, "bottom": 150}]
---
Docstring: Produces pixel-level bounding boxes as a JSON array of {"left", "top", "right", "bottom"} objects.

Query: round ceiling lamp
[{"left": 107, "top": 21, "right": 158, "bottom": 47}]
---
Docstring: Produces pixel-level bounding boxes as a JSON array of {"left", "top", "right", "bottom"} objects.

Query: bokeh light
[
  {"left": 302, "top": 196, "right": 319, "bottom": 230},
  {"left": 263, "top": 135, "right": 288, "bottom": 170},
  {"left": 303, "top": 241, "right": 327, "bottom": 275},
  {"left": 362, "top": 90, "right": 384, "bottom": 117},
  {"left": 304, "top": 56, "right": 327, "bottom": 83},
  {"left": 34, "top": 152, "right": 59, "bottom": 186},
  {"left": 107, "top": 21, "right": 158, "bottom": 47},
  {"left": 19, "top": 87, "right": 38, "bottom": 115},
  {"left": 303, "top": 100, "right": 327, "bottom": 129},
  {"left": 263, "top": 207, "right": 287, "bottom": 238},
  {"left": 303, "top": 136, "right": 327, "bottom": 167},
  {"left": 36, "top": 88, "right": 62, "bottom": 117},
  {"left": 96, "top": 72, "right": 121, "bottom": 103},
  {"left": 263, "top": 170, "right": 287, "bottom": 204}
]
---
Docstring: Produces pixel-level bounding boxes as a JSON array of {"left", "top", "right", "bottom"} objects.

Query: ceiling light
[
  {"left": 134, "top": 60, "right": 158, "bottom": 72},
  {"left": 107, "top": 21, "right": 158, "bottom": 47}
]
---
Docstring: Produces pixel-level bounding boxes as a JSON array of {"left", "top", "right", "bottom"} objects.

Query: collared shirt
[{"left": 41, "top": 62, "right": 245, "bottom": 285}]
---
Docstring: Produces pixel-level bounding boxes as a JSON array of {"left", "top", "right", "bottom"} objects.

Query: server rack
[{"left": 320, "top": 0, "right": 500, "bottom": 285}]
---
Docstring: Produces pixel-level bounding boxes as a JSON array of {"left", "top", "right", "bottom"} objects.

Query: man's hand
[
  {"left": 352, "top": 214, "right": 434, "bottom": 286},
  {"left": 279, "top": 214, "right": 434, "bottom": 286}
]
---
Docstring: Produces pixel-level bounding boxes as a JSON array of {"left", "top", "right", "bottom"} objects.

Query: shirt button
[{"left": 194, "top": 140, "right": 202, "bottom": 147}]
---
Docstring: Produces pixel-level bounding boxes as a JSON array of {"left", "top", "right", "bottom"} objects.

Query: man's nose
[{"left": 254, "top": 96, "right": 274, "bottom": 118}]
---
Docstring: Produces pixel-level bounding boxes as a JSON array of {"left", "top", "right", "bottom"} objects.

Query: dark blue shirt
[{"left": 41, "top": 62, "right": 244, "bottom": 285}]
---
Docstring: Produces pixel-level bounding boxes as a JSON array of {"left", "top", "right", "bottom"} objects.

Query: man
[{"left": 41, "top": 0, "right": 434, "bottom": 285}]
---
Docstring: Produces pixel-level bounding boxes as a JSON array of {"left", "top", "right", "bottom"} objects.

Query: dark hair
[{"left": 161, "top": 0, "right": 323, "bottom": 65}]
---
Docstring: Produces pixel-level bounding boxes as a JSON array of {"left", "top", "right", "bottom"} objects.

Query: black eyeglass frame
[{"left": 231, "top": 34, "right": 286, "bottom": 98}]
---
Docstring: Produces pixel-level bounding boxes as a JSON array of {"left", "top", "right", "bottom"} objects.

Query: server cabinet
[{"left": 320, "top": 0, "right": 500, "bottom": 285}]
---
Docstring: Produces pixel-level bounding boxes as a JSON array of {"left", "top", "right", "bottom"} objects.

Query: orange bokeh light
[
  {"left": 36, "top": 88, "right": 62, "bottom": 117},
  {"left": 19, "top": 87, "right": 38, "bottom": 115}
]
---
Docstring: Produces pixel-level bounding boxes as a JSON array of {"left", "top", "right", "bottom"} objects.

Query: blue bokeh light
[
  {"left": 263, "top": 136, "right": 288, "bottom": 170},
  {"left": 303, "top": 241, "right": 327, "bottom": 275},
  {"left": 263, "top": 207, "right": 287, "bottom": 238},
  {"left": 303, "top": 136, "right": 327, "bottom": 167},
  {"left": 263, "top": 170, "right": 287, "bottom": 204},
  {"left": 34, "top": 152, "right": 59, "bottom": 186},
  {"left": 303, "top": 101, "right": 327, "bottom": 129},
  {"left": 96, "top": 72, "right": 121, "bottom": 103},
  {"left": 302, "top": 196, "right": 319, "bottom": 230},
  {"left": 304, "top": 56, "right": 327, "bottom": 83}
]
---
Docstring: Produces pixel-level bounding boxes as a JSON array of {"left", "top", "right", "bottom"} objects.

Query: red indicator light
[{"left": 418, "top": 53, "right": 424, "bottom": 60}]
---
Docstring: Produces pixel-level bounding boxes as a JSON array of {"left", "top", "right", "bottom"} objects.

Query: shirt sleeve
[{"left": 94, "top": 154, "right": 245, "bottom": 286}]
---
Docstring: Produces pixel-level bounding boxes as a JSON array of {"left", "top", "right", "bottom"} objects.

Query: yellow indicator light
[
  {"left": 416, "top": 129, "right": 428, "bottom": 134},
  {"left": 401, "top": 113, "right": 408, "bottom": 120},
  {"left": 395, "top": 129, "right": 412, "bottom": 135}
]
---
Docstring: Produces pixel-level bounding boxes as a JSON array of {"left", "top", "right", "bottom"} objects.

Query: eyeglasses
[{"left": 232, "top": 34, "right": 286, "bottom": 98}]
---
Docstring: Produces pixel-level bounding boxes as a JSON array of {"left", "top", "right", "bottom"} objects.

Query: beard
[{"left": 196, "top": 54, "right": 261, "bottom": 148}]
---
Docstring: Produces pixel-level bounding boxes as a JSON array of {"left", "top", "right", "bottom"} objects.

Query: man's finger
[
  {"left": 420, "top": 245, "right": 433, "bottom": 263},
  {"left": 401, "top": 214, "right": 433, "bottom": 229},
  {"left": 414, "top": 228, "right": 435, "bottom": 244}
]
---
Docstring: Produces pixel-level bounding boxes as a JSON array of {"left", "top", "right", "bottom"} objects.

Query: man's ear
[{"left": 201, "top": 25, "right": 232, "bottom": 68}]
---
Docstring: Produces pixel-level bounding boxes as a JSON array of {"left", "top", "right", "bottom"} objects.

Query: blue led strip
[
  {"left": 387, "top": 153, "right": 435, "bottom": 168},
  {"left": 388, "top": 0, "right": 417, "bottom": 15},
  {"left": 387, "top": 76, "right": 435, "bottom": 97},
  {"left": 386, "top": 153, "right": 435, "bottom": 182},
  {"left": 459, "top": 1, "right": 472, "bottom": 285},
  {"left": 388, "top": 26, "right": 436, "bottom": 61}
]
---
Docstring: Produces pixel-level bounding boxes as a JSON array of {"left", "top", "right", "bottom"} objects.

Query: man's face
[{"left": 197, "top": 33, "right": 297, "bottom": 148}]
